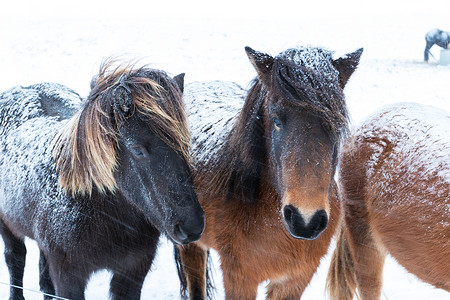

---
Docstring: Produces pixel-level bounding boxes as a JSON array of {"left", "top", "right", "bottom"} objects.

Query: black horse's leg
[
  {"left": 53, "top": 276, "right": 87, "bottom": 300},
  {"left": 0, "top": 220, "right": 27, "bottom": 300},
  {"left": 39, "top": 250, "right": 55, "bottom": 300},
  {"left": 47, "top": 255, "right": 89, "bottom": 300},
  {"left": 109, "top": 246, "right": 157, "bottom": 300},
  {"left": 110, "top": 271, "right": 148, "bottom": 300},
  {"left": 424, "top": 41, "right": 434, "bottom": 62}
]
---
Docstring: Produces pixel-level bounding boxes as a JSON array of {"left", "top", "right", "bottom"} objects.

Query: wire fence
[{"left": 0, "top": 281, "right": 70, "bottom": 300}]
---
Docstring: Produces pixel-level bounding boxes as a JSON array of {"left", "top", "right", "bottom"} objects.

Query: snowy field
[{"left": 1, "top": 0, "right": 450, "bottom": 299}]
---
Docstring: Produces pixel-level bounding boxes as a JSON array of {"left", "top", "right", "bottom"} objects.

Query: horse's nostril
[
  {"left": 311, "top": 209, "right": 328, "bottom": 232},
  {"left": 174, "top": 223, "right": 189, "bottom": 241},
  {"left": 283, "top": 205, "right": 294, "bottom": 223}
]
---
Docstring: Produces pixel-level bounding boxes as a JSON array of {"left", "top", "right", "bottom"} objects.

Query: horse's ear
[
  {"left": 113, "top": 84, "right": 133, "bottom": 116},
  {"left": 173, "top": 73, "right": 185, "bottom": 93},
  {"left": 245, "top": 46, "right": 274, "bottom": 86},
  {"left": 332, "top": 48, "right": 364, "bottom": 89}
]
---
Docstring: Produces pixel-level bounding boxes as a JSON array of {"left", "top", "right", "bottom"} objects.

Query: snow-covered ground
[{"left": 1, "top": 0, "right": 450, "bottom": 299}]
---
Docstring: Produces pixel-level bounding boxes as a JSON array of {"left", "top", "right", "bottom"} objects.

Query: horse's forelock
[
  {"left": 270, "top": 48, "right": 349, "bottom": 140},
  {"left": 52, "top": 62, "right": 190, "bottom": 197},
  {"left": 132, "top": 75, "right": 191, "bottom": 165}
]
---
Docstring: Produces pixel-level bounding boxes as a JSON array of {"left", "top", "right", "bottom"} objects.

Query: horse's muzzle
[
  {"left": 282, "top": 205, "right": 328, "bottom": 240},
  {"left": 172, "top": 211, "right": 205, "bottom": 245}
]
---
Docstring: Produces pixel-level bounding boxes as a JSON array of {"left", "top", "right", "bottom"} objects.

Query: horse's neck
[
  {"left": 214, "top": 170, "right": 281, "bottom": 227},
  {"left": 186, "top": 80, "right": 272, "bottom": 206},
  {"left": 86, "top": 190, "right": 142, "bottom": 225}
]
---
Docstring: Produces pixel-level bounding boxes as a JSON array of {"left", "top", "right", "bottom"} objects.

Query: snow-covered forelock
[{"left": 281, "top": 46, "right": 337, "bottom": 75}]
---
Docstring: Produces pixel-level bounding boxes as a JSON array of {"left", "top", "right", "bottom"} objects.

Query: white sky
[{"left": 1, "top": 0, "right": 444, "bottom": 19}]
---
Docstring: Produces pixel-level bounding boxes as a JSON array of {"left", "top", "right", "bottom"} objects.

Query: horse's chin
[
  {"left": 164, "top": 215, "right": 205, "bottom": 245},
  {"left": 285, "top": 226, "right": 324, "bottom": 240},
  {"left": 166, "top": 226, "right": 203, "bottom": 245},
  {"left": 141, "top": 209, "right": 204, "bottom": 245}
]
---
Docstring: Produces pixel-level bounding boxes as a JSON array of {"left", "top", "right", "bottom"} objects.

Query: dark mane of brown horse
[
  {"left": 201, "top": 48, "right": 350, "bottom": 203},
  {"left": 52, "top": 61, "right": 190, "bottom": 196}
]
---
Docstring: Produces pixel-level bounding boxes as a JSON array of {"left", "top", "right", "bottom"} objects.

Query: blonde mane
[{"left": 52, "top": 60, "right": 189, "bottom": 197}]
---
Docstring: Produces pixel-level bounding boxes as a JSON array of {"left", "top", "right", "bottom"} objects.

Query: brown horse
[
  {"left": 327, "top": 102, "right": 450, "bottom": 299},
  {"left": 175, "top": 46, "right": 363, "bottom": 299}
]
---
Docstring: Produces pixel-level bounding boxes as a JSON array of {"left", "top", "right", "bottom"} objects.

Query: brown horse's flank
[
  {"left": 52, "top": 61, "right": 190, "bottom": 196},
  {"left": 327, "top": 103, "right": 450, "bottom": 299}
]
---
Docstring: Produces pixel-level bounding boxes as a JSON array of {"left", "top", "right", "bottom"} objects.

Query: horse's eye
[
  {"left": 130, "top": 146, "right": 148, "bottom": 159},
  {"left": 273, "top": 117, "right": 282, "bottom": 130}
]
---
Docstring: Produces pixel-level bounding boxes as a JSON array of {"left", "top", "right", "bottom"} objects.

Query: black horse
[
  {"left": 424, "top": 28, "right": 450, "bottom": 62},
  {"left": 0, "top": 62, "right": 204, "bottom": 300}
]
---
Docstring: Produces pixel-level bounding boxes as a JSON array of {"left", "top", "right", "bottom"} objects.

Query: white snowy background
[{"left": 1, "top": 0, "right": 450, "bottom": 299}]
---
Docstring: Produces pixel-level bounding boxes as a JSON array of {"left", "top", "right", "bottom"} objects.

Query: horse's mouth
[
  {"left": 171, "top": 224, "right": 203, "bottom": 245},
  {"left": 166, "top": 212, "right": 205, "bottom": 245}
]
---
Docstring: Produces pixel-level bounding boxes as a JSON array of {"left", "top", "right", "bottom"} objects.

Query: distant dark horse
[
  {"left": 0, "top": 62, "right": 204, "bottom": 300},
  {"left": 327, "top": 102, "right": 450, "bottom": 299},
  {"left": 424, "top": 28, "right": 450, "bottom": 62},
  {"left": 175, "top": 46, "right": 363, "bottom": 299}
]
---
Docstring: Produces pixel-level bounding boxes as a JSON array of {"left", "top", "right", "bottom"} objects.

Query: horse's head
[
  {"left": 53, "top": 62, "right": 204, "bottom": 245},
  {"left": 246, "top": 46, "right": 362, "bottom": 240}
]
